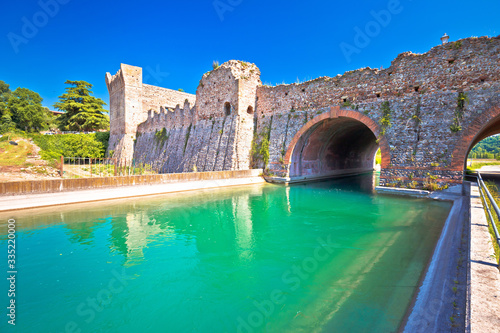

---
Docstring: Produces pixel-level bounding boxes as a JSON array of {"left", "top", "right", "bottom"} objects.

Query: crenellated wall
[
  {"left": 105, "top": 64, "right": 196, "bottom": 162},
  {"left": 107, "top": 35, "right": 500, "bottom": 189},
  {"left": 256, "top": 37, "right": 498, "bottom": 115},
  {"left": 142, "top": 84, "right": 196, "bottom": 116}
]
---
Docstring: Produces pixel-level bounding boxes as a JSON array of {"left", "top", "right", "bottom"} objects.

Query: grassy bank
[
  {"left": 0, "top": 134, "right": 35, "bottom": 167},
  {"left": 481, "top": 181, "right": 500, "bottom": 264},
  {"left": 467, "top": 159, "right": 500, "bottom": 171}
]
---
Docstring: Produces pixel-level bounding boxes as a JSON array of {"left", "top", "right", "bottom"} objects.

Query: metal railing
[
  {"left": 59, "top": 157, "right": 163, "bottom": 178},
  {"left": 42, "top": 131, "right": 98, "bottom": 135},
  {"left": 477, "top": 172, "right": 500, "bottom": 269}
]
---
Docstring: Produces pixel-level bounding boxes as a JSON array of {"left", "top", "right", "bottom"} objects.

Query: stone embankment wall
[
  {"left": 0, "top": 169, "right": 262, "bottom": 197},
  {"left": 107, "top": 35, "right": 500, "bottom": 188}
]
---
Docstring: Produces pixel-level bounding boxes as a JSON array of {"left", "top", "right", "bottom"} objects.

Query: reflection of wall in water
[
  {"left": 122, "top": 212, "right": 168, "bottom": 266},
  {"left": 232, "top": 186, "right": 264, "bottom": 260}
]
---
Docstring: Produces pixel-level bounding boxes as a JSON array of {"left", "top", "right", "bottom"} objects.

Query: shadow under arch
[
  {"left": 451, "top": 105, "right": 500, "bottom": 171},
  {"left": 283, "top": 106, "right": 391, "bottom": 181}
]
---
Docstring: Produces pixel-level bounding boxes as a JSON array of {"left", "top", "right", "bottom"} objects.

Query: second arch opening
[{"left": 289, "top": 117, "right": 380, "bottom": 180}]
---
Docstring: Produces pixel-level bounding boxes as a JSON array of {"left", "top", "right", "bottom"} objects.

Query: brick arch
[
  {"left": 451, "top": 105, "right": 500, "bottom": 170},
  {"left": 283, "top": 106, "right": 391, "bottom": 175}
]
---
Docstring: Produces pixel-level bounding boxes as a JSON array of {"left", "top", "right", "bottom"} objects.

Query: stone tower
[
  {"left": 105, "top": 64, "right": 144, "bottom": 162},
  {"left": 196, "top": 60, "right": 261, "bottom": 169}
]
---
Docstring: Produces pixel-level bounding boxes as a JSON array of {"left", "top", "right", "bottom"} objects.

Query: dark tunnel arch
[{"left": 284, "top": 108, "right": 390, "bottom": 180}]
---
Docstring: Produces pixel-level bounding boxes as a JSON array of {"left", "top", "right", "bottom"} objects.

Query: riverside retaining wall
[{"left": 0, "top": 169, "right": 263, "bottom": 196}]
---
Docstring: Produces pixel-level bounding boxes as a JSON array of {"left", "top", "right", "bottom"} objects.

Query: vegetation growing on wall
[
  {"left": 260, "top": 136, "right": 270, "bottom": 166},
  {"left": 342, "top": 100, "right": 353, "bottom": 108},
  {"left": 412, "top": 104, "right": 421, "bottom": 127},
  {"left": 422, "top": 173, "right": 448, "bottom": 191},
  {"left": 449, "top": 40, "right": 462, "bottom": 50},
  {"left": 250, "top": 126, "right": 270, "bottom": 168},
  {"left": 183, "top": 124, "right": 192, "bottom": 153},
  {"left": 154, "top": 128, "right": 168, "bottom": 146},
  {"left": 385, "top": 172, "right": 449, "bottom": 191},
  {"left": 450, "top": 92, "right": 469, "bottom": 132},
  {"left": 379, "top": 101, "right": 392, "bottom": 136}
]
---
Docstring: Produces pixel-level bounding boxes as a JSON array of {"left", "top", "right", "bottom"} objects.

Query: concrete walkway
[
  {"left": 468, "top": 183, "right": 500, "bottom": 332},
  {"left": 0, "top": 176, "right": 266, "bottom": 212}
]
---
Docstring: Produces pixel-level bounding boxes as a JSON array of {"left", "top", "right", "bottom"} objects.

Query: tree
[
  {"left": 43, "top": 107, "right": 58, "bottom": 131},
  {"left": 0, "top": 80, "right": 10, "bottom": 100},
  {"left": 8, "top": 87, "right": 48, "bottom": 132},
  {"left": 54, "top": 80, "right": 109, "bottom": 132},
  {"left": 0, "top": 81, "right": 15, "bottom": 133},
  {"left": 469, "top": 135, "right": 500, "bottom": 160},
  {"left": 0, "top": 80, "right": 12, "bottom": 118},
  {"left": 0, "top": 112, "right": 16, "bottom": 133}
]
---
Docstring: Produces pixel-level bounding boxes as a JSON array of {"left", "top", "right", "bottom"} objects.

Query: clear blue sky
[{"left": 0, "top": 0, "right": 498, "bottom": 109}]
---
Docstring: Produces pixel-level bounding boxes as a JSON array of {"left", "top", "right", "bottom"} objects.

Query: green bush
[
  {"left": 40, "top": 150, "right": 62, "bottom": 161},
  {"left": 31, "top": 132, "right": 109, "bottom": 159},
  {"left": 94, "top": 132, "right": 110, "bottom": 148}
]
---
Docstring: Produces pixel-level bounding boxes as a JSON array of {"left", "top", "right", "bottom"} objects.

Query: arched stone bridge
[
  {"left": 265, "top": 102, "right": 500, "bottom": 189},
  {"left": 108, "top": 35, "right": 500, "bottom": 189}
]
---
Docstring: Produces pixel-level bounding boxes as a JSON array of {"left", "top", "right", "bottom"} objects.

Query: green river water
[{"left": 0, "top": 174, "right": 451, "bottom": 333}]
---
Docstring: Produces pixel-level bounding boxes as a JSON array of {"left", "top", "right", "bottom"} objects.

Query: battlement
[
  {"left": 257, "top": 35, "right": 500, "bottom": 115},
  {"left": 105, "top": 68, "right": 125, "bottom": 94},
  {"left": 105, "top": 64, "right": 143, "bottom": 94},
  {"left": 142, "top": 84, "right": 196, "bottom": 116},
  {"left": 138, "top": 99, "right": 195, "bottom": 133}
]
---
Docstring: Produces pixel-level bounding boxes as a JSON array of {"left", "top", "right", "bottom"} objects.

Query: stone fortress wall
[
  {"left": 105, "top": 65, "right": 196, "bottom": 162},
  {"left": 107, "top": 60, "right": 260, "bottom": 173},
  {"left": 106, "top": 35, "right": 500, "bottom": 188}
]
